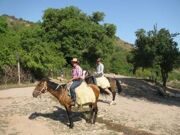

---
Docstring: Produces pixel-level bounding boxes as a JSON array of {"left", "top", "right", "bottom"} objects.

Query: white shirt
[{"left": 96, "top": 62, "right": 104, "bottom": 75}]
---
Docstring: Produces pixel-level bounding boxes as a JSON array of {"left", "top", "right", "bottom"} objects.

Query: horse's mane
[
  {"left": 41, "top": 77, "right": 50, "bottom": 81},
  {"left": 41, "top": 78, "right": 67, "bottom": 91}
]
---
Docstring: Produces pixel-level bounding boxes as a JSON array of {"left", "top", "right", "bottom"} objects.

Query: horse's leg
[
  {"left": 65, "top": 106, "right": 74, "bottom": 128},
  {"left": 87, "top": 84, "right": 99, "bottom": 123},
  {"left": 116, "top": 79, "right": 122, "bottom": 94},
  {"left": 88, "top": 103, "right": 95, "bottom": 124},
  {"left": 86, "top": 104, "right": 93, "bottom": 123},
  {"left": 109, "top": 87, "right": 116, "bottom": 105},
  {"left": 108, "top": 78, "right": 118, "bottom": 105},
  {"left": 111, "top": 88, "right": 116, "bottom": 101},
  {"left": 88, "top": 103, "right": 97, "bottom": 124},
  {"left": 91, "top": 103, "right": 98, "bottom": 124}
]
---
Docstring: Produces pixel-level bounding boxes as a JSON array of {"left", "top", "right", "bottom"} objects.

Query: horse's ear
[{"left": 41, "top": 77, "right": 50, "bottom": 82}]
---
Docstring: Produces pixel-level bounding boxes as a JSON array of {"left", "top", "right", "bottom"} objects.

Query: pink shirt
[{"left": 72, "top": 65, "right": 83, "bottom": 79}]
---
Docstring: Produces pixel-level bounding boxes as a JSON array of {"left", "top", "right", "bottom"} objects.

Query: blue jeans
[
  {"left": 70, "top": 80, "right": 83, "bottom": 101},
  {"left": 92, "top": 76, "right": 97, "bottom": 85}
]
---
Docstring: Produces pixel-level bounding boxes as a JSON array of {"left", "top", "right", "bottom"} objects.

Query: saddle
[
  {"left": 96, "top": 76, "right": 110, "bottom": 89},
  {"left": 75, "top": 81, "right": 96, "bottom": 105}
]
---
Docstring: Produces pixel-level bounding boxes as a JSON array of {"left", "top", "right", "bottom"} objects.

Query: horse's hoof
[
  {"left": 109, "top": 101, "right": 116, "bottom": 105},
  {"left": 91, "top": 120, "right": 96, "bottom": 124},
  {"left": 86, "top": 119, "right": 91, "bottom": 123},
  {"left": 69, "top": 124, "right": 74, "bottom": 129}
]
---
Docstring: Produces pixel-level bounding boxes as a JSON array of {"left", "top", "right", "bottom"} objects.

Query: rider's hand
[{"left": 67, "top": 79, "right": 72, "bottom": 83}]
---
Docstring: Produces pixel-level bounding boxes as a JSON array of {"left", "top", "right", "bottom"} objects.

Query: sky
[{"left": 0, "top": 0, "right": 180, "bottom": 47}]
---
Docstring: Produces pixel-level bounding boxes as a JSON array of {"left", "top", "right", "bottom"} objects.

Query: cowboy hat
[
  {"left": 71, "top": 58, "right": 78, "bottom": 63},
  {"left": 96, "top": 58, "right": 101, "bottom": 62}
]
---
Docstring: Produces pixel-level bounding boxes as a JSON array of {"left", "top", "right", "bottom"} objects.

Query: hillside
[
  {"left": 115, "top": 37, "right": 133, "bottom": 51},
  {"left": 2, "top": 14, "right": 133, "bottom": 50},
  {"left": 2, "top": 14, "right": 34, "bottom": 29},
  {"left": 2, "top": 14, "right": 133, "bottom": 52}
]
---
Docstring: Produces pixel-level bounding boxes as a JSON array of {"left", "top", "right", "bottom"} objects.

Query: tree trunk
[
  {"left": 132, "top": 66, "right": 137, "bottom": 75},
  {"left": 17, "top": 60, "right": 21, "bottom": 85},
  {"left": 161, "top": 69, "right": 168, "bottom": 88}
]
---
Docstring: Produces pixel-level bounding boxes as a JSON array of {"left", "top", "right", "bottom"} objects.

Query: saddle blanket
[
  {"left": 96, "top": 76, "right": 110, "bottom": 89},
  {"left": 75, "top": 81, "right": 96, "bottom": 105}
]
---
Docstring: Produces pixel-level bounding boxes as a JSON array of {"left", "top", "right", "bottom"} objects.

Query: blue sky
[{"left": 0, "top": 0, "right": 180, "bottom": 46}]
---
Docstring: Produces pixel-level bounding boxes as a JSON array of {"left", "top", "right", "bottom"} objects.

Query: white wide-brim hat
[{"left": 71, "top": 58, "right": 78, "bottom": 63}]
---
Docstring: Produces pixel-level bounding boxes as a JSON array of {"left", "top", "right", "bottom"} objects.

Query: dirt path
[{"left": 0, "top": 78, "right": 180, "bottom": 135}]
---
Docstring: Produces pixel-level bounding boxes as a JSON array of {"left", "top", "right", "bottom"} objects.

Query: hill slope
[
  {"left": 2, "top": 14, "right": 34, "bottom": 29},
  {"left": 115, "top": 37, "right": 133, "bottom": 51}
]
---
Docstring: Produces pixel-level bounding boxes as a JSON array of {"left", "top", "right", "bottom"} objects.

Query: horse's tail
[{"left": 115, "top": 79, "right": 122, "bottom": 94}]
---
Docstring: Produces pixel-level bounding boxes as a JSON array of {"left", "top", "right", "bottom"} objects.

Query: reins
[
  {"left": 35, "top": 80, "right": 68, "bottom": 98},
  {"left": 38, "top": 81, "right": 48, "bottom": 95},
  {"left": 47, "top": 80, "right": 67, "bottom": 91},
  {"left": 55, "top": 84, "right": 61, "bottom": 90}
]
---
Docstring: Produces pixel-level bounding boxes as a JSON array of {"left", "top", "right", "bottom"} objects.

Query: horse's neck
[
  {"left": 86, "top": 76, "right": 95, "bottom": 84},
  {"left": 47, "top": 87, "right": 59, "bottom": 99},
  {"left": 46, "top": 82, "right": 61, "bottom": 99},
  {"left": 47, "top": 85, "right": 68, "bottom": 105}
]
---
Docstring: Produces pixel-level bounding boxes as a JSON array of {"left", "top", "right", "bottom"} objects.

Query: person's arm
[
  {"left": 97, "top": 64, "right": 104, "bottom": 74},
  {"left": 99, "top": 64, "right": 104, "bottom": 74},
  {"left": 96, "top": 65, "right": 101, "bottom": 74},
  {"left": 68, "top": 68, "right": 80, "bottom": 82},
  {"left": 68, "top": 75, "right": 80, "bottom": 82},
  {"left": 95, "top": 63, "right": 104, "bottom": 77}
]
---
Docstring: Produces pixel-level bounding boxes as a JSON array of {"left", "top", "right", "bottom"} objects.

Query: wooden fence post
[{"left": 16, "top": 52, "right": 21, "bottom": 85}]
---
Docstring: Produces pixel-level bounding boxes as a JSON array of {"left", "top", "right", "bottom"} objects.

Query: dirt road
[{"left": 0, "top": 77, "right": 180, "bottom": 135}]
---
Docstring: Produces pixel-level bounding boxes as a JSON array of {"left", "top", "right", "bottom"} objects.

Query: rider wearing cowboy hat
[
  {"left": 95, "top": 58, "right": 104, "bottom": 77},
  {"left": 68, "top": 58, "right": 83, "bottom": 105},
  {"left": 94, "top": 58, "right": 112, "bottom": 95}
]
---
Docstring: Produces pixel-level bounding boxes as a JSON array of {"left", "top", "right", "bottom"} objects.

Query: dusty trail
[{"left": 0, "top": 77, "right": 180, "bottom": 135}]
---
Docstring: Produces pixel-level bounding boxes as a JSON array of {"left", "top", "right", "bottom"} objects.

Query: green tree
[
  {"left": 129, "top": 26, "right": 179, "bottom": 87},
  {"left": 42, "top": 6, "right": 116, "bottom": 69},
  {"left": 91, "top": 11, "right": 105, "bottom": 23},
  {"left": 155, "top": 28, "right": 179, "bottom": 86},
  {"left": 0, "top": 17, "right": 20, "bottom": 70},
  {"left": 0, "top": 16, "right": 7, "bottom": 33},
  {"left": 104, "top": 23, "right": 116, "bottom": 38},
  {"left": 0, "top": 7, "right": 120, "bottom": 82},
  {"left": 110, "top": 46, "right": 131, "bottom": 74},
  {"left": 0, "top": 16, "right": 22, "bottom": 83},
  {"left": 20, "top": 26, "right": 66, "bottom": 78}
]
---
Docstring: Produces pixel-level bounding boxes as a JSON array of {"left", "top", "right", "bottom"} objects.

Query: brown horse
[
  {"left": 84, "top": 71, "right": 122, "bottom": 104},
  {"left": 32, "top": 78, "right": 100, "bottom": 128}
]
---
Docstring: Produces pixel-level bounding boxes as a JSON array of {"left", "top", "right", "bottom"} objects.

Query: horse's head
[
  {"left": 83, "top": 70, "right": 91, "bottom": 78},
  {"left": 84, "top": 71, "right": 96, "bottom": 84},
  {"left": 33, "top": 78, "right": 48, "bottom": 98}
]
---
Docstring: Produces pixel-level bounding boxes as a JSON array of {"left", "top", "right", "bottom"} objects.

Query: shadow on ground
[
  {"left": 29, "top": 106, "right": 91, "bottom": 127},
  {"left": 117, "top": 77, "right": 180, "bottom": 107},
  {"left": 28, "top": 105, "right": 155, "bottom": 135},
  {"left": 97, "top": 117, "right": 155, "bottom": 135}
]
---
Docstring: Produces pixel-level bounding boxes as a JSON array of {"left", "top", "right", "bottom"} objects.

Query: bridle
[
  {"left": 34, "top": 80, "right": 67, "bottom": 98},
  {"left": 36, "top": 81, "right": 48, "bottom": 95}
]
